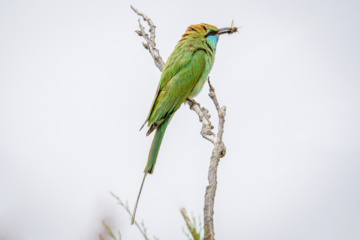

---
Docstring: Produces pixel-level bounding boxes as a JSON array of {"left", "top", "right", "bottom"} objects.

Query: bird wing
[{"left": 143, "top": 49, "right": 207, "bottom": 135}]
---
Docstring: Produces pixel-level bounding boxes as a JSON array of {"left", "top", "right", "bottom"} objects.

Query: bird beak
[{"left": 217, "top": 27, "right": 234, "bottom": 35}]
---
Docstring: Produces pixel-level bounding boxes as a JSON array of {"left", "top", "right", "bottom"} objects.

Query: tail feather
[
  {"left": 131, "top": 173, "right": 147, "bottom": 225},
  {"left": 131, "top": 115, "right": 173, "bottom": 224},
  {"left": 145, "top": 116, "right": 172, "bottom": 174}
]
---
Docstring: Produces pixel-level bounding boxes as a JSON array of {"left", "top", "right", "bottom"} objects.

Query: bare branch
[
  {"left": 186, "top": 99, "right": 216, "bottom": 144},
  {"left": 208, "top": 78, "right": 227, "bottom": 152},
  {"left": 203, "top": 78, "right": 227, "bottom": 240},
  {"left": 131, "top": 5, "right": 164, "bottom": 71}
]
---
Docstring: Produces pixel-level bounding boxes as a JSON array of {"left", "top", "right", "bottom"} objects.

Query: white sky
[{"left": 1, "top": 0, "right": 360, "bottom": 239}]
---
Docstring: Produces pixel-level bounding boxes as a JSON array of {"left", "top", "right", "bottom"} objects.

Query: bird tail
[
  {"left": 145, "top": 116, "right": 172, "bottom": 174},
  {"left": 131, "top": 116, "right": 173, "bottom": 224},
  {"left": 131, "top": 173, "right": 147, "bottom": 224}
]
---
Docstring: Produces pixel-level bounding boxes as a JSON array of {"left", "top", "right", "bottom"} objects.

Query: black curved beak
[{"left": 217, "top": 27, "right": 234, "bottom": 35}]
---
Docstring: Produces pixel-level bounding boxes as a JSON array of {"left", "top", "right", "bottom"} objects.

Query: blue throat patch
[{"left": 206, "top": 35, "right": 219, "bottom": 51}]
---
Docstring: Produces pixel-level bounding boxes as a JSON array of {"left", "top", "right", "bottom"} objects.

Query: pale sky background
[{"left": 1, "top": 0, "right": 360, "bottom": 239}]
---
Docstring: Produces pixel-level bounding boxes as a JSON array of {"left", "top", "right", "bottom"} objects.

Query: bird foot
[{"left": 186, "top": 98, "right": 201, "bottom": 110}]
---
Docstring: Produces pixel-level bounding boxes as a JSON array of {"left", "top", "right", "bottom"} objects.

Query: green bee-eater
[{"left": 132, "top": 23, "right": 235, "bottom": 224}]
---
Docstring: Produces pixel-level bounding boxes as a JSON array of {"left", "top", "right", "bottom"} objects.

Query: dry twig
[
  {"left": 131, "top": 6, "right": 227, "bottom": 240},
  {"left": 131, "top": 5, "right": 164, "bottom": 71},
  {"left": 203, "top": 79, "right": 226, "bottom": 240}
]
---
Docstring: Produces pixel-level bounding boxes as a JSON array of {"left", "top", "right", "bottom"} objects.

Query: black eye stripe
[{"left": 205, "top": 30, "right": 217, "bottom": 38}]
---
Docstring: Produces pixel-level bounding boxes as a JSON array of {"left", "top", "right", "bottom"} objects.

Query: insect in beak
[{"left": 217, "top": 20, "right": 239, "bottom": 35}]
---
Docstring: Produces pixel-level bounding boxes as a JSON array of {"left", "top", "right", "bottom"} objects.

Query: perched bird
[{"left": 132, "top": 23, "right": 236, "bottom": 224}]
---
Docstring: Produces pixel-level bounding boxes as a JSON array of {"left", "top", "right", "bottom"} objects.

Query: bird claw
[{"left": 186, "top": 98, "right": 201, "bottom": 109}]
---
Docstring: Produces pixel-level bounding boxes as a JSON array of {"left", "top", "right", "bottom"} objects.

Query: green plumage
[
  {"left": 132, "top": 23, "right": 235, "bottom": 224},
  {"left": 145, "top": 115, "right": 172, "bottom": 173}
]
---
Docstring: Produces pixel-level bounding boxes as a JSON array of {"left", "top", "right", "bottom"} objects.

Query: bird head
[{"left": 180, "top": 23, "right": 236, "bottom": 50}]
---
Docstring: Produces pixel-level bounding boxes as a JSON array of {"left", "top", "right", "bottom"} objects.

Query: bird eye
[{"left": 205, "top": 30, "right": 216, "bottom": 37}]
